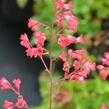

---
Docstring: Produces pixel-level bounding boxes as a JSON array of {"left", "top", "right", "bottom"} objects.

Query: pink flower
[
  {"left": 76, "top": 35, "right": 84, "bottom": 44},
  {"left": 0, "top": 77, "right": 11, "bottom": 90},
  {"left": 63, "top": 2, "right": 74, "bottom": 10},
  {"left": 70, "top": 74, "right": 84, "bottom": 83},
  {"left": 26, "top": 48, "right": 35, "bottom": 58},
  {"left": 73, "top": 60, "right": 80, "bottom": 70},
  {"left": 33, "top": 31, "right": 47, "bottom": 46},
  {"left": 100, "top": 104, "right": 108, "bottom": 109},
  {"left": 96, "top": 65, "right": 105, "bottom": 70},
  {"left": 25, "top": 46, "right": 44, "bottom": 58},
  {"left": 34, "top": 46, "right": 44, "bottom": 58},
  {"left": 69, "top": 49, "right": 84, "bottom": 59},
  {"left": 59, "top": 52, "right": 67, "bottom": 62},
  {"left": 62, "top": 12, "right": 78, "bottom": 32},
  {"left": 102, "top": 58, "right": 109, "bottom": 66},
  {"left": 100, "top": 70, "right": 108, "bottom": 80},
  {"left": 68, "top": 49, "right": 73, "bottom": 56},
  {"left": 78, "top": 70, "right": 88, "bottom": 77},
  {"left": 55, "top": 0, "right": 65, "bottom": 3},
  {"left": 20, "top": 33, "right": 29, "bottom": 41},
  {"left": 3, "top": 100, "right": 14, "bottom": 109},
  {"left": 63, "top": 11, "right": 74, "bottom": 21},
  {"left": 104, "top": 52, "right": 109, "bottom": 60},
  {"left": 16, "top": 97, "right": 25, "bottom": 108},
  {"left": 58, "top": 34, "right": 76, "bottom": 48},
  {"left": 33, "top": 31, "right": 47, "bottom": 39},
  {"left": 13, "top": 79, "right": 21, "bottom": 91},
  {"left": 20, "top": 33, "right": 30, "bottom": 48},
  {"left": 84, "top": 61, "right": 96, "bottom": 71},
  {"left": 28, "top": 18, "right": 40, "bottom": 29},
  {"left": 57, "top": 2, "right": 74, "bottom": 11},
  {"left": 63, "top": 62, "right": 70, "bottom": 74},
  {"left": 57, "top": 16, "right": 65, "bottom": 27},
  {"left": 58, "top": 11, "right": 78, "bottom": 32},
  {"left": 67, "top": 18, "right": 78, "bottom": 32}
]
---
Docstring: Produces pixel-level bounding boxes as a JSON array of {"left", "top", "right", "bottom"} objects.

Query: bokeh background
[{"left": 0, "top": 0, "right": 109, "bottom": 109}]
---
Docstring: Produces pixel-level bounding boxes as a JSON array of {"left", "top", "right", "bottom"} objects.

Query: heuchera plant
[{"left": 0, "top": 0, "right": 109, "bottom": 109}]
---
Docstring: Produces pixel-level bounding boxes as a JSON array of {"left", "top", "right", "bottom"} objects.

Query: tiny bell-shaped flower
[
  {"left": 13, "top": 79, "right": 21, "bottom": 91},
  {"left": 0, "top": 77, "right": 11, "bottom": 90},
  {"left": 100, "top": 70, "right": 108, "bottom": 80},
  {"left": 16, "top": 97, "right": 25, "bottom": 108},
  {"left": 3, "top": 100, "right": 14, "bottom": 109},
  {"left": 28, "top": 18, "right": 40, "bottom": 29}
]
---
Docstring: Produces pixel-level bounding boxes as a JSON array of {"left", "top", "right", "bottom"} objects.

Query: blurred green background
[{"left": 18, "top": 0, "right": 109, "bottom": 109}]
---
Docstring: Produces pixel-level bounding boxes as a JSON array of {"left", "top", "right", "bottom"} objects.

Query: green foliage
[
  {"left": 31, "top": 1, "right": 109, "bottom": 109},
  {"left": 72, "top": 0, "right": 109, "bottom": 36},
  {"left": 33, "top": 0, "right": 109, "bottom": 36},
  {"left": 31, "top": 0, "right": 109, "bottom": 57},
  {"left": 33, "top": 0, "right": 54, "bottom": 25},
  {"left": 16, "top": 0, "right": 28, "bottom": 9},
  {"left": 32, "top": 72, "right": 109, "bottom": 109}
]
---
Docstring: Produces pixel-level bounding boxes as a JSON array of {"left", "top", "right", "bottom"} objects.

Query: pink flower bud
[
  {"left": 104, "top": 52, "right": 109, "bottom": 60},
  {"left": 0, "top": 77, "right": 11, "bottom": 90},
  {"left": 34, "top": 46, "right": 44, "bottom": 58},
  {"left": 57, "top": 2, "right": 74, "bottom": 11},
  {"left": 55, "top": 0, "right": 65, "bottom": 3},
  {"left": 13, "top": 79, "right": 21, "bottom": 91},
  {"left": 102, "top": 58, "right": 109, "bottom": 66},
  {"left": 63, "top": 2, "right": 74, "bottom": 10},
  {"left": 59, "top": 52, "right": 67, "bottom": 62},
  {"left": 100, "top": 70, "right": 108, "bottom": 80},
  {"left": 3, "top": 100, "right": 14, "bottom": 109},
  {"left": 96, "top": 65, "right": 104, "bottom": 70},
  {"left": 73, "top": 60, "right": 80, "bottom": 70},
  {"left": 20, "top": 33, "right": 30, "bottom": 48},
  {"left": 20, "top": 33, "right": 28, "bottom": 41},
  {"left": 26, "top": 48, "right": 35, "bottom": 58},
  {"left": 76, "top": 35, "right": 84, "bottom": 44},
  {"left": 16, "top": 97, "right": 25, "bottom": 108},
  {"left": 58, "top": 34, "right": 76, "bottom": 48},
  {"left": 68, "top": 49, "right": 73, "bottom": 56},
  {"left": 20, "top": 41, "right": 30, "bottom": 48},
  {"left": 33, "top": 31, "right": 47, "bottom": 46},
  {"left": 28, "top": 18, "right": 40, "bottom": 28},
  {"left": 63, "top": 62, "right": 70, "bottom": 74}
]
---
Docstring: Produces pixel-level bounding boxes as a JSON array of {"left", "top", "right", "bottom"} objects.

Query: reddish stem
[
  {"left": 40, "top": 56, "right": 50, "bottom": 73},
  {"left": 49, "top": 7, "right": 57, "bottom": 109},
  {"left": 10, "top": 86, "right": 31, "bottom": 109}
]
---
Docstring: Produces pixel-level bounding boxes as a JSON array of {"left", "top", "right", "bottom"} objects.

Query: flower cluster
[
  {"left": 59, "top": 49, "right": 96, "bottom": 82},
  {"left": 97, "top": 52, "right": 109, "bottom": 80},
  {"left": 58, "top": 34, "right": 84, "bottom": 48},
  {"left": 1, "top": 0, "right": 108, "bottom": 109},
  {"left": 20, "top": 18, "right": 48, "bottom": 58},
  {"left": 54, "top": 0, "right": 95, "bottom": 82},
  {"left": 0, "top": 77, "right": 29, "bottom": 109},
  {"left": 19, "top": 0, "right": 96, "bottom": 84},
  {"left": 55, "top": 0, "right": 78, "bottom": 32}
]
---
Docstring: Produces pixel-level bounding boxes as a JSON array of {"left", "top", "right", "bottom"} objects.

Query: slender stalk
[
  {"left": 40, "top": 56, "right": 50, "bottom": 73},
  {"left": 49, "top": 8, "right": 57, "bottom": 109},
  {"left": 10, "top": 86, "right": 31, "bottom": 109},
  {"left": 49, "top": 25, "right": 53, "bottom": 109}
]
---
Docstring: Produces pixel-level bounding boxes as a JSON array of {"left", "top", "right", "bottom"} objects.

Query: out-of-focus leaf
[{"left": 16, "top": 0, "right": 28, "bottom": 9}]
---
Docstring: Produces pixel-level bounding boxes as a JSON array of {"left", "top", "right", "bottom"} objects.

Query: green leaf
[{"left": 16, "top": 0, "right": 28, "bottom": 9}]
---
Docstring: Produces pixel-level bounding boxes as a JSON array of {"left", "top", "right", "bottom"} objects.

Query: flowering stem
[
  {"left": 49, "top": 28, "right": 53, "bottom": 109},
  {"left": 49, "top": 9, "right": 57, "bottom": 109},
  {"left": 10, "top": 86, "right": 31, "bottom": 109}
]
